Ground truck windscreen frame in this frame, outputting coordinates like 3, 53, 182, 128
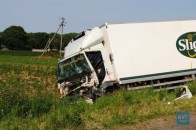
57, 54, 91, 82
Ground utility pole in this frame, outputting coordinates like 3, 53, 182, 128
60, 17, 65, 57
41, 17, 66, 57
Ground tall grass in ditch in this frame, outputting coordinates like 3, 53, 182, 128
0, 84, 196, 129
1, 83, 195, 129
82, 83, 196, 129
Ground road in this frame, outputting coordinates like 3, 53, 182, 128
113, 112, 196, 130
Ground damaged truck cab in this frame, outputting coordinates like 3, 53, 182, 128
57, 27, 116, 98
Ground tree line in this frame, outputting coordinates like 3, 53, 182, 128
0, 26, 78, 51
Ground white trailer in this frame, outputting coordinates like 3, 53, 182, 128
57, 20, 196, 99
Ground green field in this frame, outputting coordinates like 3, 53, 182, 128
0, 51, 196, 130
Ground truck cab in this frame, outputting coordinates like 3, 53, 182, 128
56, 27, 116, 98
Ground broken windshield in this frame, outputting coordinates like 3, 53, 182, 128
57, 54, 91, 82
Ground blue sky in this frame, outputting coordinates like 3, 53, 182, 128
1, 0, 196, 33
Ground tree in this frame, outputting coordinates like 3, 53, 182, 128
2, 26, 28, 50
0, 32, 3, 48
48, 33, 60, 50
28, 32, 49, 49
63, 33, 78, 48
48, 32, 77, 50
1, 25, 78, 51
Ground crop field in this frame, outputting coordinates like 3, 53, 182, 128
0, 51, 196, 130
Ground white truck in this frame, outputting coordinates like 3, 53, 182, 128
57, 20, 196, 99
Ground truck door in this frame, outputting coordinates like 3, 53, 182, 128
86, 51, 106, 86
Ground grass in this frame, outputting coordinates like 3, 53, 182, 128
0, 50, 61, 57
81, 88, 196, 129
0, 50, 42, 56
0, 50, 196, 129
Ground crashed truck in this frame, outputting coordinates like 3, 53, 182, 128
57, 20, 196, 99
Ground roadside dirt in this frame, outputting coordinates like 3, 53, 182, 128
113, 112, 196, 130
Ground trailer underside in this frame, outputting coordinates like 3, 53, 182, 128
123, 70, 196, 91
